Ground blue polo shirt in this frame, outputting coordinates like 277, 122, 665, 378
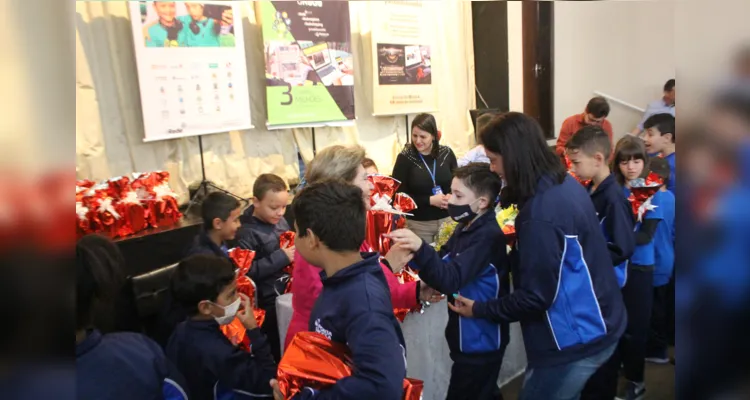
625, 187, 665, 267
637, 99, 675, 131
177, 16, 220, 47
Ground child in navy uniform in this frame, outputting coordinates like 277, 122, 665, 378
188, 191, 242, 258
645, 157, 675, 364
167, 255, 277, 399
643, 113, 676, 195
76, 235, 188, 400
566, 126, 636, 287
155, 191, 243, 348
388, 163, 509, 400
232, 174, 294, 362
273, 180, 406, 399
567, 128, 636, 399
614, 136, 665, 400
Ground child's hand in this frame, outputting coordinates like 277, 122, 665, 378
448, 294, 476, 318
419, 283, 444, 303
383, 244, 413, 274
282, 246, 296, 263
236, 293, 258, 330
386, 229, 423, 252
270, 379, 283, 400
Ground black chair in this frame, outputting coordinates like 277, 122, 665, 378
131, 263, 178, 339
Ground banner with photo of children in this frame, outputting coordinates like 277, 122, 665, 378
370, 1, 438, 116
137, 1, 236, 48
259, 1, 355, 128
128, 1, 253, 142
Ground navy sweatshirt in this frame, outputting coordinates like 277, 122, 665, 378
187, 230, 230, 258
166, 319, 277, 400
230, 205, 291, 309
473, 175, 627, 368
412, 210, 510, 364
297, 253, 406, 400
155, 233, 233, 349
77, 329, 188, 400
588, 174, 636, 287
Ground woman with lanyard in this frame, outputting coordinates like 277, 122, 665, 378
447, 112, 627, 399
392, 113, 458, 244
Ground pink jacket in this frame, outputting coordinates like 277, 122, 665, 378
284, 242, 418, 349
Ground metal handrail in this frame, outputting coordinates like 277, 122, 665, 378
593, 91, 645, 113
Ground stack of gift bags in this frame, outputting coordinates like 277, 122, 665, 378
76, 171, 182, 239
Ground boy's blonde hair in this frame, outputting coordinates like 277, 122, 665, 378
306, 145, 366, 184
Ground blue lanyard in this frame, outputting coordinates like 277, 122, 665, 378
419, 153, 437, 187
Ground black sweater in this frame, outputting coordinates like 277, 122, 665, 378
391, 145, 457, 221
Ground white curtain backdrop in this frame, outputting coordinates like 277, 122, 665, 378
75, 1, 477, 201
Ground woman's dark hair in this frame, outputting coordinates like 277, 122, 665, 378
410, 113, 439, 156
613, 136, 650, 185
479, 112, 566, 207
76, 235, 126, 330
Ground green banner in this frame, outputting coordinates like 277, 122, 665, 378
260, 1, 355, 127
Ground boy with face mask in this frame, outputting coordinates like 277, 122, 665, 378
387, 162, 510, 400
166, 255, 276, 399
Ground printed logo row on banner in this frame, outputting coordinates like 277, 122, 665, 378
129, 1, 438, 141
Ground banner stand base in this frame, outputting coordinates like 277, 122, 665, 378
184, 135, 248, 216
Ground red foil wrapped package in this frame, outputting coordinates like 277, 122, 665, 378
278, 332, 353, 399
403, 378, 425, 400
368, 175, 401, 207
627, 172, 664, 221
117, 189, 148, 235
147, 183, 182, 228
228, 248, 266, 328
280, 231, 296, 293
393, 193, 417, 213
220, 317, 251, 352
82, 186, 124, 238
393, 267, 423, 322
77, 179, 95, 189
365, 210, 395, 255
279, 332, 422, 399
76, 201, 92, 239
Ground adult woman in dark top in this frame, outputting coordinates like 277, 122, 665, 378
392, 113, 458, 244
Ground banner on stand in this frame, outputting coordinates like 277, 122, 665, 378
371, 1, 438, 116
259, 1, 355, 129
128, 1, 253, 142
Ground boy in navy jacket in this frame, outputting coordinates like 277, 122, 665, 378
273, 180, 406, 400
566, 126, 636, 287
155, 191, 243, 348
76, 235, 188, 400
231, 174, 294, 362
388, 163, 509, 400
188, 191, 243, 258
167, 254, 277, 399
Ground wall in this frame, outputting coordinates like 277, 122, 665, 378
75, 1, 476, 200
553, 1, 675, 143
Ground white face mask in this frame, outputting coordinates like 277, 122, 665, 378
211, 297, 241, 325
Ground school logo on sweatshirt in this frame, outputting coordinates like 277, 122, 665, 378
314, 319, 332, 340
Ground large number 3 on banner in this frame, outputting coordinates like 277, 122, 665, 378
280, 82, 293, 105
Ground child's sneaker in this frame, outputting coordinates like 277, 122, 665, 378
616, 380, 646, 400
645, 347, 670, 364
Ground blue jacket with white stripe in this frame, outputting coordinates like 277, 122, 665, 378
473, 175, 627, 368
411, 209, 510, 364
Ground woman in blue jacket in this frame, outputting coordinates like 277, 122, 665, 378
449, 112, 627, 400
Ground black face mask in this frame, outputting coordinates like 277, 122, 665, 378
447, 200, 480, 223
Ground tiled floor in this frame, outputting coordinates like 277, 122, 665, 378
501, 355, 675, 399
